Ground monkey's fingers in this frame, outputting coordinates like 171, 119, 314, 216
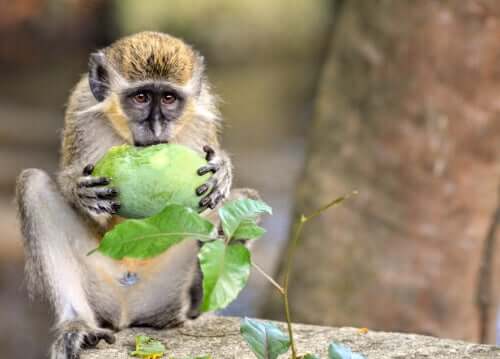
196, 181, 211, 196
199, 191, 224, 212
83, 201, 121, 215
82, 329, 116, 348
199, 186, 225, 211
198, 177, 217, 205
83, 164, 95, 176
208, 191, 225, 209
197, 163, 219, 176
78, 176, 110, 188
94, 187, 119, 199
98, 330, 116, 345
82, 333, 99, 348
199, 192, 215, 209
203, 145, 215, 161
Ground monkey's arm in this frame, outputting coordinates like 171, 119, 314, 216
196, 145, 233, 210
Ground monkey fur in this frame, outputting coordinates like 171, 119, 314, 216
16, 32, 258, 359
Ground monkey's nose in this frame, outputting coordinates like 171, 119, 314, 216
150, 119, 163, 138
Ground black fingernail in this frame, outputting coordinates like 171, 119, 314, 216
100, 178, 110, 186
86, 333, 98, 347
83, 164, 94, 176
196, 184, 209, 196
107, 188, 118, 197
199, 197, 210, 207
97, 189, 115, 199
197, 167, 209, 176
198, 166, 216, 176
203, 145, 215, 161
208, 201, 216, 209
111, 203, 121, 213
104, 333, 116, 344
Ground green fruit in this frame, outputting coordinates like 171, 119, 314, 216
93, 144, 211, 218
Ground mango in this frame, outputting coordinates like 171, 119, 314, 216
93, 144, 210, 218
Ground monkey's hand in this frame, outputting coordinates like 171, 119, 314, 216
196, 145, 233, 211
75, 164, 120, 217
51, 320, 115, 359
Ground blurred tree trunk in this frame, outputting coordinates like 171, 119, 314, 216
264, 0, 500, 343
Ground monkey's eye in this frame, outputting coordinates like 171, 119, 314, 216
133, 92, 150, 104
161, 93, 177, 105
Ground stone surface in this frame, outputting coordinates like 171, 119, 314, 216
81, 316, 500, 359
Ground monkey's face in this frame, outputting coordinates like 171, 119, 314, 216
87, 32, 202, 147
121, 83, 187, 146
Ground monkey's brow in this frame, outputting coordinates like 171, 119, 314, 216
122, 82, 185, 96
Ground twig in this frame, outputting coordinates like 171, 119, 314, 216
281, 192, 357, 359
476, 183, 500, 343
252, 262, 284, 295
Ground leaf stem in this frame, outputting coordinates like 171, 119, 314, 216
282, 217, 305, 359
252, 261, 284, 295
281, 192, 357, 359
303, 190, 357, 222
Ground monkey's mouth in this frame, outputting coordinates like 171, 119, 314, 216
134, 140, 169, 147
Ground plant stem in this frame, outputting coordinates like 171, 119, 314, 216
252, 262, 284, 294
282, 192, 356, 359
282, 216, 306, 359
252, 192, 356, 359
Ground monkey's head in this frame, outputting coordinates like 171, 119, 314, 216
88, 32, 208, 146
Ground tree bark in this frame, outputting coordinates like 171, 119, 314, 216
264, 0, 500, 343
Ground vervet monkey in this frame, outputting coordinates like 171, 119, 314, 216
16, 31, 257, 359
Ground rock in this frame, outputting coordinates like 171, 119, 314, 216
81, 316, 500, 359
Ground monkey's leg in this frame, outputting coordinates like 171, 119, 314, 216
16, 169, 115, 359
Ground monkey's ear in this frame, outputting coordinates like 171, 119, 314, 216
88, 52, 109, 102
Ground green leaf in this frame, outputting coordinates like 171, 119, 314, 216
240, 318, 290, 359
328, 342, 366, 359
232, 219, 266, 240
199, 241, 251, 312
302, 354, 320, 359
219, 199, 272, 238
130, 335, 166, 358
94, 204, 214, 260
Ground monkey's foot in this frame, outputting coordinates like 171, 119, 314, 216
51, 320, 115, 359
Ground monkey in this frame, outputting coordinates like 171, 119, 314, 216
16, 32, 259, 359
